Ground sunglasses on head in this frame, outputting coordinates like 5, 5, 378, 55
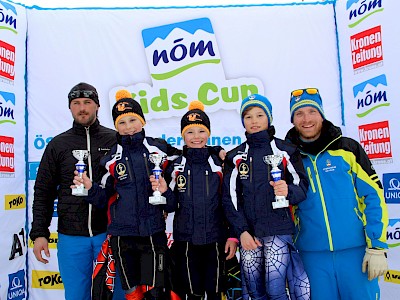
68, 90, 98, 100
291, 88, 319, 98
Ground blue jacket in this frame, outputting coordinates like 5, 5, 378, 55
166, 146, 226, 245
285, 121, 388, 251
86, 130, 179, 237
222, 128, 308, 239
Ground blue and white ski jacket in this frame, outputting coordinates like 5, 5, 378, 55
285, 121, 388, 251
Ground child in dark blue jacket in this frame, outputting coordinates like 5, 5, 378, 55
74, 90, 180, 300
222, 94, 310, 300
152, 101, 237, 300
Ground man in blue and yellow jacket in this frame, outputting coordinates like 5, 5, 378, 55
285, 88, 389, 300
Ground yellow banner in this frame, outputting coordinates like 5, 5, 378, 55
31, 270, 64, 289
384, 270, 400, 284
4, 194, 25, 210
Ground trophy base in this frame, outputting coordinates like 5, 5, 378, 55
149, 195, 166, 205
272, 197, 289, 209
72, 186, 88, 196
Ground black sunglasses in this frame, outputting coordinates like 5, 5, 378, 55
68, 90, 98, 101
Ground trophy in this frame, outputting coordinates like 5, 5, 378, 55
72, 150, 89, 196
264, 154, 289, 209
149, 153, 166, 205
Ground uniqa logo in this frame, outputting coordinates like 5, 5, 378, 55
346, 0, 384, 28
0, 0, 17, 34
7, 269, 25, 300
353, 74, 390, 118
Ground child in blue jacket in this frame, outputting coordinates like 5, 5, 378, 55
152, 101, 237, 300
73, 90, 180, 300
222, 94, 310, 300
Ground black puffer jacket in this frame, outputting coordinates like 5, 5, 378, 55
30, 120, 116, 241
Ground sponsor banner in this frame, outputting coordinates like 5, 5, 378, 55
387, 219, 400, 248
7, 270, 26, 300
383, 174, 400, 204
0, 2, 27, 300
0, 90, 16, 125
0, 39, 16, 82
336, 0, 400, 298
31, 271, 64, 290
350, 25, 383, 73
0, 135, 15, 177
111, 18, 264, 121
358, 121, 392, 162
352, 74, 389, 118
4, 194, 25, 210
384, 270, 400, 284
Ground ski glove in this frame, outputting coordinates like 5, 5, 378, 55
362, 248, 388, 281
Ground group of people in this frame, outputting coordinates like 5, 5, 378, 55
29, 82, 389, 300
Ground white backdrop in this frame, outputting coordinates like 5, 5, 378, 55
24, 2, 341, 299
0, 0, 398, 299
335, 0, 400, 298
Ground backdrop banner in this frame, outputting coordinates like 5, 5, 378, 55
25, 2, 340, 299
335, 0, 400, 298
0, 1, 27, 300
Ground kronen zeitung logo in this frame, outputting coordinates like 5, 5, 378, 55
109, 18, 263, 121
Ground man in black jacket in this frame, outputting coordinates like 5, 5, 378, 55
29, 82, 123, 300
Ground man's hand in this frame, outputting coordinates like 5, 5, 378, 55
362, 248, 388, 280
33, 237, 50, 264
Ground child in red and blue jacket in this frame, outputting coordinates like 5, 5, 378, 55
74, 90, 180, 300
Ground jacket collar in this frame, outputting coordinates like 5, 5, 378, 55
245, 126, 275, 148
117, 129, 145, 149
72, 119, 101, 135
285, 120, 342, 155
183, 145, 210, 164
